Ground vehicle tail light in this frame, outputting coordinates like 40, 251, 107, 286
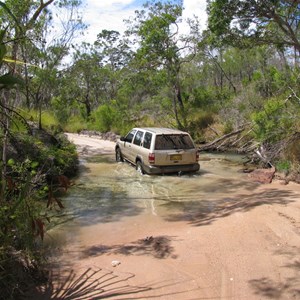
196, 151, 199, 161
148, 153, 155, 164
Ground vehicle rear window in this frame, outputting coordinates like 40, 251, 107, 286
133, 130, 144, 146
143, 132, 152, 149
155, 134, 194, 150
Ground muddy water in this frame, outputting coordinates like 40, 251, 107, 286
47, 152, 254, 248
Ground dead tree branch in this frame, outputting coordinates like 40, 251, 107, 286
199, 127, 246, 151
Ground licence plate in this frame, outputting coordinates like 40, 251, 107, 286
170, 154, 182, 161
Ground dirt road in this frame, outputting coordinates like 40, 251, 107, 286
40, 133, 300, 299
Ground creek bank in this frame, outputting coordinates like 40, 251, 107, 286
0, 128, 78, 300
198, 126, 300, 185
241, 162, 300, 185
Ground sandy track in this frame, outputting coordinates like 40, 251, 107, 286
39, 133, 300, 299
65, 133, 116, 156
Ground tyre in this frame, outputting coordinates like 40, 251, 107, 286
136, 161, 144, 175
115, 147, 124, 162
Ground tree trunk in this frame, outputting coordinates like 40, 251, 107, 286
174, 83, 184, 110
173, 92, 183, 130
84, 98, 91, 117
38, 104, 42, 130
1, 127, 8, 202
0, 92, 10, 201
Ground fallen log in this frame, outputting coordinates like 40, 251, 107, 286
199, 127, 246, 152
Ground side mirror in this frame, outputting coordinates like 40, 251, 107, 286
120, 136, 125, 142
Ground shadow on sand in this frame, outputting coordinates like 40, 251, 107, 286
28, 266, 202, 299
249, 245, 300, 299
163, 188, 298, 226
81, 235, 177, 260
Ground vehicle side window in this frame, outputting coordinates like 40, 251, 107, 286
143, 132, 152, 149
133, 130, 144, 146
125, 130, 136, 143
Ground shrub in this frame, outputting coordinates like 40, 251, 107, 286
189, 111, 214, 131
251, 98, 293, 142
89, 104, 118, 132
275, 160, 291, 174
51, 96, 70, 126
285, 137, 300, 174
64, 115, 87, 133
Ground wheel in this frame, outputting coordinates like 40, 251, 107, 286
136, 161, 144, 175
115, 147, 124, 162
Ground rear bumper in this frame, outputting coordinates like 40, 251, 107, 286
143, 163, 200, 175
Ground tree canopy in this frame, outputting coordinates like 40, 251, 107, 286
207, 0, 300, 57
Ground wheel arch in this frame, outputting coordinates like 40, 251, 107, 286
135, 155, 144, 165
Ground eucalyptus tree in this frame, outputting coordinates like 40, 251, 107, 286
94, 29, 133, 101
29, 0, 86, 128
61, 44, 101, 119
207, 0, 300, 65
206, 0, 300, 106
125, 0, 199, 129
94, 30, 132, 71
0, 0, 85, 129
0, 0, 56, 106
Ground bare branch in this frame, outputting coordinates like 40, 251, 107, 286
26, 0, 55, 31
288, 87, 300, 104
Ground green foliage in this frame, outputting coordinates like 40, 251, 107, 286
17, 109, 64, 134
1, 158, 40, 242
0, 131, 78, 284
207, 0, 300, 52
188, 110, 215, 141
252, 70, 262, 81
0, 1, 84, 298
275, 160, 291, 174
88, 102, 135, 135
223, 121, 234, 134
0, 27, 24, 89
189, 110, 214, 130
0, 134, 77, 280
64, 115, 88, 133
39, 111, 58, 129
191, 87, 215, 108
0, 73, 24, 88
128, 0, 191, 128
252, 65, 288, 97
89, 104, 117, 132
285, 138, 300, 169
7, 132, 77, 178
251, 98, 294, 142
51, 96, 73, 126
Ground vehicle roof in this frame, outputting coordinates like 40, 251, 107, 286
133, 127, 189, 135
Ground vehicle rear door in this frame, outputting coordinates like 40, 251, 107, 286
154, 134, 198, 166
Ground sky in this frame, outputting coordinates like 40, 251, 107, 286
75, 0, 208, 44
